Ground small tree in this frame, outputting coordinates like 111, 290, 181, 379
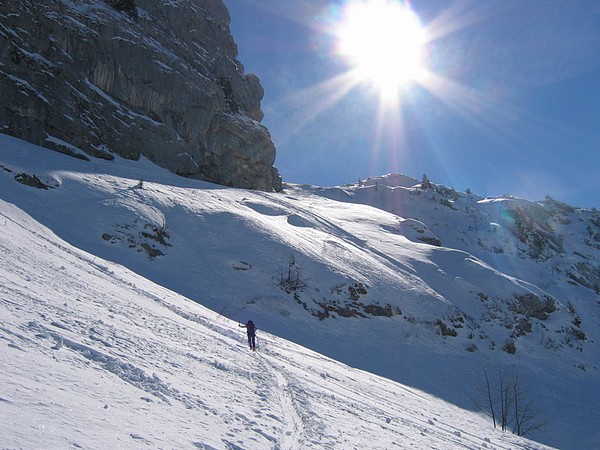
482, 366, 496, 428
421, 174, 433, 190
471, 366, 546, 438
510, 373, 547, 437
277, 254, 308, 294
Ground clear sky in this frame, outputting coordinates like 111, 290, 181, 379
224, 0, 600, 209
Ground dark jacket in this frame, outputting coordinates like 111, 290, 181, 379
240, 321, 256, 336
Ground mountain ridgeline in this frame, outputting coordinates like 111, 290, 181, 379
0, 0, 281, 191
294, 175, 600, 359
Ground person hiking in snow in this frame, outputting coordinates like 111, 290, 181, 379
239, 320, 257, 351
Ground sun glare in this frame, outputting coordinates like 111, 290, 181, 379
335, 0, 427, 99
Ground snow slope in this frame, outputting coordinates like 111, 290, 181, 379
0, 194, 554, 449
1, 134, 598, 448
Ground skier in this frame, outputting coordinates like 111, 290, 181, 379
239, 320, 257, 351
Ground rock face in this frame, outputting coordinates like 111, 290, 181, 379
0, 0, 281, 191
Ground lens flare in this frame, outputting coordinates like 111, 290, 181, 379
334, 0, 428, 99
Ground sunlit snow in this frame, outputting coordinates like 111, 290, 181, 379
1, 133, 597, 448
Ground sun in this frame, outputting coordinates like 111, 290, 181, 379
334, 0, 427, 98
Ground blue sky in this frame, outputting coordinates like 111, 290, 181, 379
224, 0, 600, 208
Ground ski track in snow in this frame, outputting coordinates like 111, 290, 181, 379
259, 354, 304, 450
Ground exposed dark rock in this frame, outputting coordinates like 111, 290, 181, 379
512, 293, 556, 320
0, 0, 281, 191
14, 173, 50, 189
436, 320, 458, 337
502, 339, 517, 354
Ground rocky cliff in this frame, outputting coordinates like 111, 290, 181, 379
0, 0, 281, 191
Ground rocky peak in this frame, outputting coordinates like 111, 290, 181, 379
0, 0, 282, 191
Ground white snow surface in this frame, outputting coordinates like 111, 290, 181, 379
0, 200, 550, 450
0, 134, 597, 449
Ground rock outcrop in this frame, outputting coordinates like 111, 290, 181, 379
0, 0, 281, 191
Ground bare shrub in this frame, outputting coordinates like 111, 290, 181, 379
471, 366, 546, 438
277, 254, 308, 294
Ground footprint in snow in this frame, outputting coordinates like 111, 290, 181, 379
8, 342, 26, 351
192, 443, 219, 450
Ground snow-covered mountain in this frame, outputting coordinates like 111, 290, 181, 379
0, 189, 554, 450
1, 133, 598, 449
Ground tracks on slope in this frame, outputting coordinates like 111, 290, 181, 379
258, 354, 305, 450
